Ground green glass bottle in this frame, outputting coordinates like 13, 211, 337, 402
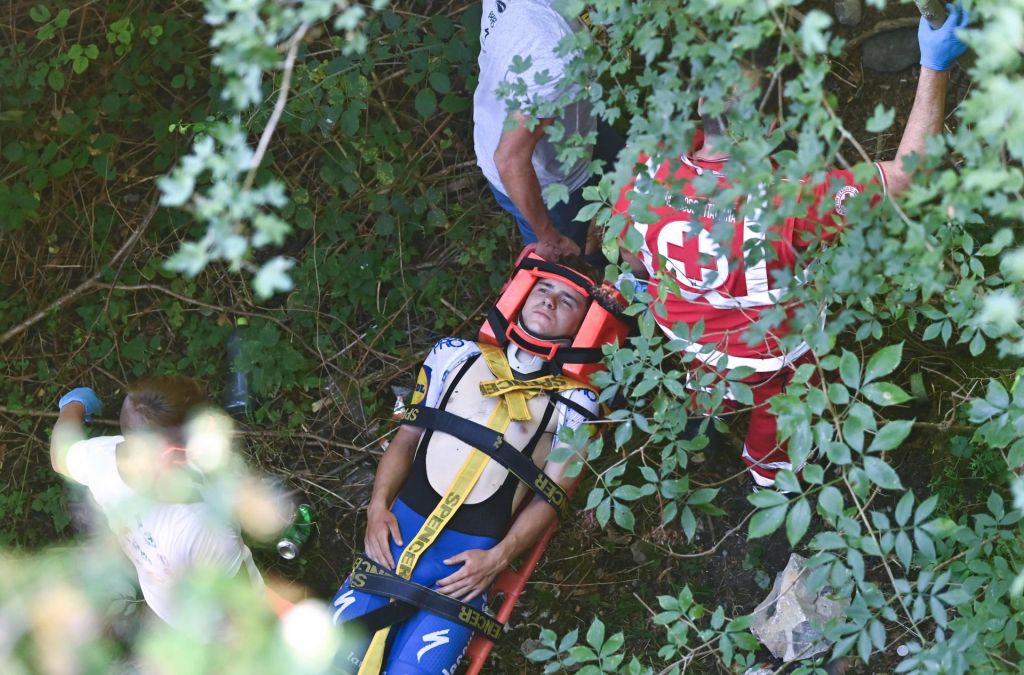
277, 504, 315, 560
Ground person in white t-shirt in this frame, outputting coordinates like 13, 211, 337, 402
473, 0, 622, 261
50, 376, 264, 633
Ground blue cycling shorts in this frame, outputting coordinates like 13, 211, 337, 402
332, 499, 498, 674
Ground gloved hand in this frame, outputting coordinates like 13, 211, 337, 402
919, 3, 970, 71
58, 387, 103, 423
614, 271, 650, 300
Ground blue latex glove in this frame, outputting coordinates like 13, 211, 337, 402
919, 3, 970, 71
614, 272, 650, 301
58, 387, 103, 423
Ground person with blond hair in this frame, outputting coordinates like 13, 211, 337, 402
50, 376, 264, 631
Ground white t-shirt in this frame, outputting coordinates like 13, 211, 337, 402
65, 435, 262, 630
473, 0, 595, 196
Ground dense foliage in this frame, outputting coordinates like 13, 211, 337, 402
2, 0, 1023, 672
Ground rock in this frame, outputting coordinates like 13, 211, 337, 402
750, 553, 849, 663
861, 27, 920, 73
834, 0, 863, 26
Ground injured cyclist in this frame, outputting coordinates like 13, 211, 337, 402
331, 251, 627, 674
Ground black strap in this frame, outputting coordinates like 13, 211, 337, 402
400, 405, 571, 519
346, 600, 417, 635
522, 396, 557, 460
489, 306, 604, 366
345, 555, 504, 640
550, 392, 599, 422
516, 258, 595, 292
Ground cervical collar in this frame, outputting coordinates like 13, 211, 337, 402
506, 318, 572, 377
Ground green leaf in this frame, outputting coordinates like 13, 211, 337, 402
803, 464, 824, 484
864, 456, 902, 490
414, 88, 437, 118
865, 104, 896, 133
613, 502, 635, 532
749, 504, 787, 539
867, 419, 914, 453
839, 350, 860, 389
895, 530, 913, 570
47, 68, 65, 91
826, 441, 852, 465
773, 470, 802, 494
799, 9, 833, 54
586, 617, 605, 650
817, 485, 844, 517
251, 256, 295, 298
30, 5, 50, 22
863, 343, 902, 384
428, 70, 450, 94
786, 497, 811, 546
861, 383, 911, 407
895, 490, 914, 526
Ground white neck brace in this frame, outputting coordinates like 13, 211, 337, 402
506, 342, 545, 376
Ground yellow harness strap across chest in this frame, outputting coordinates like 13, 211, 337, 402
358, 345, 586, 674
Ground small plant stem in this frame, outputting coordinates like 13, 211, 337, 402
842, 473, 926, 642
242, 22, 310, 192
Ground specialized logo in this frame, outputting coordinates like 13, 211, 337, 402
411, 366, 430, 405
332, 589, 356, 623
417, 629, 451, 663
833, 185, 860, 216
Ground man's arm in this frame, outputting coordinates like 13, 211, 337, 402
494, 112, 581, 260
435, 439, 585, 602
51, 403, 86, 478
876, 68, 949, 197
50, 387, 103, 478
364, 424, 422, 569
877, 5, 968, 197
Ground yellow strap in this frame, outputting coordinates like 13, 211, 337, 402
478, 344, 530, 420
477, 344, 594, 421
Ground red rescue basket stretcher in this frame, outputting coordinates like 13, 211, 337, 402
466, 247, 629, 672
464, 497, 568, 674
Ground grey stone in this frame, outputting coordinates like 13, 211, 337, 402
834, 0, 863, 26
750, 553, 849, 663
862, 27, 920, 73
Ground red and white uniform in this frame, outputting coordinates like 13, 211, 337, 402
615, 133, 886, 486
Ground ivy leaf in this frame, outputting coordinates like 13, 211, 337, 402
865, 104, 895, 133
864, 456, 902, 490
799, 10, 833, 55
863, 343, 902, 384
251, 256, 295, 298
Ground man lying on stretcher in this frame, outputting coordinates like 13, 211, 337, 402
331, 248, 628, 674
